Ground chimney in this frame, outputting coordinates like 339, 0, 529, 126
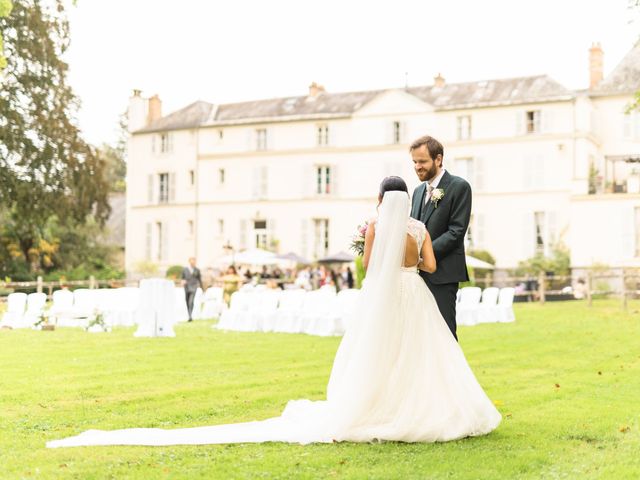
308, 81, 325, 98
147, 94, 162, 125
589, 42, 604, 89
127, 89, 147, 133
433, 73, 445, 88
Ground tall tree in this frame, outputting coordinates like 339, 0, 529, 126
0, 0, 110, 272
0, 0, 10, 68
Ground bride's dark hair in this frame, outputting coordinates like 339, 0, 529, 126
379, 176, 408, 198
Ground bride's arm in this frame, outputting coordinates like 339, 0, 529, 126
418, 230, 437, 273
362, 220, 376, 271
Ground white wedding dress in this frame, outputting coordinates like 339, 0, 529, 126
48, 192, 500, 448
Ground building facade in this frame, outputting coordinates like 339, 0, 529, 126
125, 43, 640, 274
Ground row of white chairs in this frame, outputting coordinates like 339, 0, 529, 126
0, 286, 226, 329
456, 287, 515, 326
216, 287, 359, 336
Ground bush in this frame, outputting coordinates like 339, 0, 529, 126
166, 265, 184, 280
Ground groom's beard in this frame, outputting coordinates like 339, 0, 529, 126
425, 166, 439, 183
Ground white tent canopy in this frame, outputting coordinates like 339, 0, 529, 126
466, 255, 495, 270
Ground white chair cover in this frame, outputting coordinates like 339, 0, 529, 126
134, 279, 176, 337
0, 292, 28, 328
497, 287, 516, 323
200, 287, 225, 319
456, 287, 482, 326
475, 287, 500, 324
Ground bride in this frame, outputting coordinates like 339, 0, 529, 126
48, 177, 500, 448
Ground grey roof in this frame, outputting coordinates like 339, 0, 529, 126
408, 75, 573, 110
133, 75, 579, 134
212, 90, 381, 124
136, 101, 214, 133
591, 40, 640, 96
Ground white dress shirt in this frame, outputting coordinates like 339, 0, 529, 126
424, 168, 446, 205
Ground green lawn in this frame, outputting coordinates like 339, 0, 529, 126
1, 300, 639, 479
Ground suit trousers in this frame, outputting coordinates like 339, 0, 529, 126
185, 289, 196, 320
421, 274, 459, 341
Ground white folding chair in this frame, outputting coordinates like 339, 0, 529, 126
456, 287, 481, 326
216, 291, 251, 330
272, 290, 307, 333
200, 287, 224, 319
497, 287, 516, 323
475, 287, 500, 324
22, 292, 48, 327
0, 292, 28, 328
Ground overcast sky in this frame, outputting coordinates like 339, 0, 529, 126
64, 0, 640, 146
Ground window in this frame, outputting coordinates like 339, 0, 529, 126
158, 173, 169, 203
526, 110, 541, 134
316, 165, 332, 195
254, 219, 268, 249
256, 128, 267, 150
219, 168, 225, 185
313, 219, 329, 259
218, 219, 224, 236
534, 212, 545, 254
392, 121, 402, 144
189, 170, 195, 186
635, 207, 640, 257
188, 220, 194, 236
317, 124, 329, 146
456, 115, 471, 140
160, 133, 172, 153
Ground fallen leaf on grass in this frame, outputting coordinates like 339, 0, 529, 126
554, 383, 560, 388
598, 371, 602, 375
619, 426, 630, 433
493, 400, 504, 406
505, 413, 512, 418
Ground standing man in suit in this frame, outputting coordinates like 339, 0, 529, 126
181, 257, 203, 322
409, 135, 472, 341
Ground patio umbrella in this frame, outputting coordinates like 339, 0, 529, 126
466, 255, 495, 270
213, 248, 279, 266
317, 251, 355, 264
275, 252, 312, 265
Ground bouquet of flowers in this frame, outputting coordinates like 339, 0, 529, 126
349, 221, 369, 256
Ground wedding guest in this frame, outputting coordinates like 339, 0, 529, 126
221, 266, 243, 305
181, 257, 203, 322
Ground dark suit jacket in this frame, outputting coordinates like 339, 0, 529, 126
181, 266, 203, 293
410, 171, 472, 285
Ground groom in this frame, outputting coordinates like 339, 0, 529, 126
409, 135, 472, 341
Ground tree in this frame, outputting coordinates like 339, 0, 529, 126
0, 0, 111, 274
0, 0, 11, 69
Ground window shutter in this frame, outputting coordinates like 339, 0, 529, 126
147, 174, 154, 203
239, 219, 247, 249
522, 212, 534, 258
151, 135, 156, 154
261, 166, 268, 199
251, 167, 260, 200
300, 219, 308, 258
145, 223, 152, 260
400, 121, 407, 144
474, 157, 484, 191
547, 211, 557, 247
268, 218, 276, 251
515, 112, 524, 136
161, 222, 169, 262
331, 164, 339, 197
169, 173, 176, 202
541, 110, 552, 133
246, 129, 254, 150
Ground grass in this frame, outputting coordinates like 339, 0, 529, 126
1, 299, 639, 479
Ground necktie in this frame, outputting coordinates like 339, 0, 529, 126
425, 184, 434, 205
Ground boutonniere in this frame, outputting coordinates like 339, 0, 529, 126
431, 188, 445, 208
